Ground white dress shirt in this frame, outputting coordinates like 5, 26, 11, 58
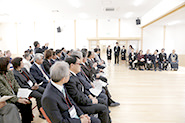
35, 62, 49, 81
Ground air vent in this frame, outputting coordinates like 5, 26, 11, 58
105, 8, 115, 11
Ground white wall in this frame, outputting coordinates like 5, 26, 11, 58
143, 25, 163, 53
0, 19, 141, 55
120, 19, 141, 37
98, 19, 119, 37
143, 23, 185, 55
76, 20, 96, 49
165, 24, 185, 54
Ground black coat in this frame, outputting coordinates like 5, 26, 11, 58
13, 68, 36, 89
41, 82, 83, 123
43, 59, 52, 74
114, 46, 120, 56
65, 73, 92, 106
34, 46, 48, 54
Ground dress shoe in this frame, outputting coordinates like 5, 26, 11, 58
109, 102, 120, 107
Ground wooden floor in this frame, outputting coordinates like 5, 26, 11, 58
32, 61, 185, 123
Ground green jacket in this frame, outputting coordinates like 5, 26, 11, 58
0, 70, 20, 103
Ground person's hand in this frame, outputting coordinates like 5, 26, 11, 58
90, 82, 95, 88
18, 98, 30, 105
91, 97, 98, 104
45, 43, 49, 47
0, 101, 7, 109
48, 79, 51, 83
80, 116, 89, 123
88, 95, 94, 100
96, 74, 100, 78
99, 69, 104, 72
31, 83, 39, 90
93, 63, 97, 68
80, 114, 91, 123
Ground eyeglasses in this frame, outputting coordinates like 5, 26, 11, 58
75, 63, 82, 66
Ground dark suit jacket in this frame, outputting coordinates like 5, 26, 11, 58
13, 68, 36, 89
41, 82, 83, 123
81, 64, 95, 82
43, 59, 52, 74
129, 52, 137, 61
34, 46, 48, 54
114, 46, 120, 56
106, 48, 112, 57
144, 54, 152, 63
30, 63, 50, 87
151, 54, 160, 63
159, 53, 167, 62
77, 72, 92, 91
65, 73, 92, 106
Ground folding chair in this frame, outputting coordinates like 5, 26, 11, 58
40, 107, 52, 123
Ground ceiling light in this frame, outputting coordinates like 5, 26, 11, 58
133, 0, 144, 6
124, 12, 133, 19
167, 20, 181, 26
79, 13, 89, 19
68, 0, 81, 8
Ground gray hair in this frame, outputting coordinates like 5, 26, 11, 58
34, 53, 43, 61
71, 50, 82, 59
50, 61, 69, 82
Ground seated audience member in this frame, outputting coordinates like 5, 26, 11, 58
5, 50, 13, 70
159, 48, 168, 70
0, 50, 4, 57
43, 50, 53, 74
0, 57, 33, 123
66, 50, 72, 58
30, 53, 51, 88
23, 53, 32, 72
129, 48, 137, 70
50, 51, 57, 65
144, 49, 153, 70
87, 51, 100, 73
33, 41, 48, 54
0, 99, 21, 123
72, 50, 119, 106
94, 48, 105, 69
61, 47, 68, 60
79, 51, 120, 107
152, 50, 161, 71
72, 53, 108, 106
55, 49, 62, 61
11, 57, 45, 118
42, 61, 100, 123
29, 49, 34, 64
137, 50, 145, 70
65, 56, 111, 123
168, 49, 178, 71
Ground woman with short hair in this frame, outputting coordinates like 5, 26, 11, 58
0, 57, 33, 123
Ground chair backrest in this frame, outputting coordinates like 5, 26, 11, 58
40, 107, 52, 123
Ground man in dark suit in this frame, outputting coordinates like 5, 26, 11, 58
152, 50, 161, 71
33, 41, 48, 54
65, 56, 111, 123
55, 49, 62, 61
30, 53, 51, 88
159, 48, 168, 70
42, 61, 100, 123
114, 42, 120, 64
